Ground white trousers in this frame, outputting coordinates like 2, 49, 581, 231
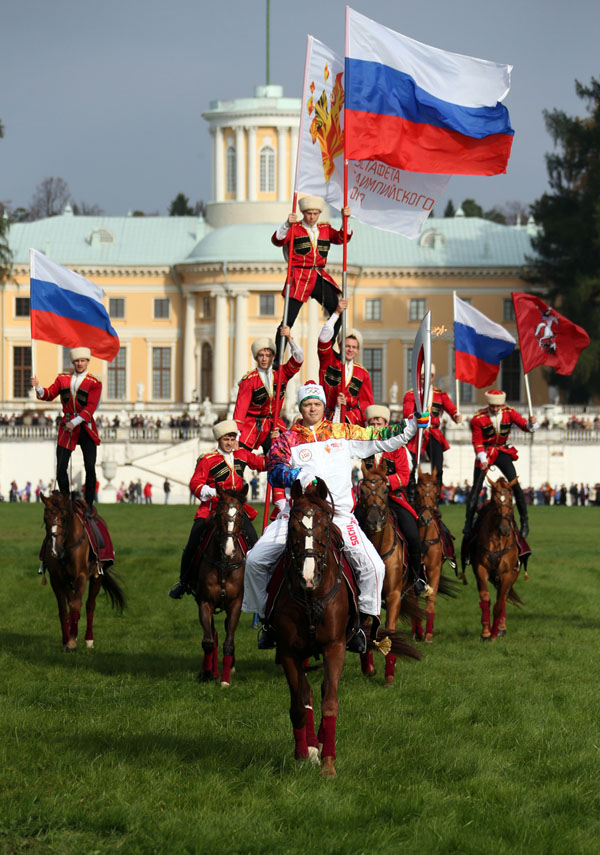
242, 512, 384, 617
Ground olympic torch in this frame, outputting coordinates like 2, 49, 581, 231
411, 311, 432, 479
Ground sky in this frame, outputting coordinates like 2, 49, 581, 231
1, 0, 598, 218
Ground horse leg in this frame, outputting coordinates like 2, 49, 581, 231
476, 565, 492, 641
66, 573, 87, 651
211, 618, 219, 679
382, 586, 401, 686
280, 654, 309, 761
49, 572, 70, 648
424, 549, 442, 643
198, 601, 217, 681
319, 642, 346, 778
221, 598, 242, 687
305, 684, 320, 765
498, 600, 507, 636
84, 575, 102, 648
424, 593, 437, 643
491, 570, 516, 640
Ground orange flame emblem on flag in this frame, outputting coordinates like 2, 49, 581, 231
307, 69, 344, 183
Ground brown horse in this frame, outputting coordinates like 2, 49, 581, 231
358, 461, 423, 686
193, 484, 248, 687
40, 491, 125, 650
413, 468, 457, 643
467, 476, 523, 640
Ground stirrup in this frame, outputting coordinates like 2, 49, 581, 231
414, 577, 433, 597
346, 628, 367, 654
37, 562, 44, 576
257, 624, 277, 650
168, 580, 187, 599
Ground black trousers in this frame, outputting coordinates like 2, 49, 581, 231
56, 430, 97, 508
465, 450, 527, 526
275, 274, 341, 357
180, 514, 258, 581
390, 502, 422, 576
410, 435, 444, 484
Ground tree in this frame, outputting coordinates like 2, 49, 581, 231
527, 77, 600, 402
460, 198, 484, 218
169, 192, 195, 216
443, 199, 456, 217
29, 176, 72, 219
0, 120, 12, 278
72, 201, 104, 216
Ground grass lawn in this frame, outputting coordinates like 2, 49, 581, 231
1, 502, 599, 854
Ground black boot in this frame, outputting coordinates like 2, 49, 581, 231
346, 627, 367, 654
513, 483, 529, 538
413, 563, 433, 597
168, 580, 188, 599
257, 622, 277, 649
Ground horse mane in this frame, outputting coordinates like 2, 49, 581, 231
217, 486, 247, 505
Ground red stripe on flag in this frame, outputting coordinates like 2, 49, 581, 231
31, 310, 120, 362
345, 110, 513, 176
455, 352, 501, 389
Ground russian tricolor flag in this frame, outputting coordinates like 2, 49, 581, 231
454, 294, 516, 388
30, 249, 120, 362
345, 8, 514, 176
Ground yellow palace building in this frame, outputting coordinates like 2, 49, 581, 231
2, 84, 546, 416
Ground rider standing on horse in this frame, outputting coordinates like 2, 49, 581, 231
271, 196, 352, 357
233, 327, 303, 453
169, 419, 265, 599
31, 346, 101, 513
358, 404, 430, 595
463, 389, 538, 539
318, 298, 374, 426
403, 362, 462, 484
241, 381, 422, 652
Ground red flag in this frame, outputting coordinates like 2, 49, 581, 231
511, 292, 590, 375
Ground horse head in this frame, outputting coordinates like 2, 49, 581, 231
215, 484, 247, 560
358, 461, 389, 533
487, 475, 517, 536
416, 467, 440, 508
41, 490, 72, 560
288, 478, 335, 592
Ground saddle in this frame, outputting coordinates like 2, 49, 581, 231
74, 501, 115, 567
191, 516, 250, 572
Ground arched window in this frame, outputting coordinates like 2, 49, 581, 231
201, 342, 213, 401
259, 145, 276, 193
226, 144, 236, 194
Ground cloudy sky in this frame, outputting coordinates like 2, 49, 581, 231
1, 0, 598, 218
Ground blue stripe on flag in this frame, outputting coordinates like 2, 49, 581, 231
345, 58, 513, 139
30, 278, 118, 337
454, 321, 515, 365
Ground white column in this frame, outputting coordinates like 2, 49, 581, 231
306, 298, 319, 382
247, 126, 257, 201
289, 125, 299, 197
183, 294, 196, 403
215, 126, 224, 201
277, 126, 287, 201
235, 126, 246, 201
234, 292, 250, 383
213, 292, 229, 404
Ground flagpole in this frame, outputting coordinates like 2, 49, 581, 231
340, 10, 350, 425
453, 291, 460, 413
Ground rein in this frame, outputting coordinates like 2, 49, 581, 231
202, 497, 246, 610
415, 482, 442, 555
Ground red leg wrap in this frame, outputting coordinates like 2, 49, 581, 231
317, 722, 324, 745
320, 715, 337, 759
201, 652, 212, 675
221, 654, 233, 684
211, 645, 219, 679
85, 612, 94, 642
491, 616, 502, 638
61, 620, 70, 646
425, 612, 435, 636
385, 653, 397, 679
360, 651, 374, 675
412, 618, 423, 639
479, 600, 490, 627
305, 706, 318, 748
293, 726, 309, 759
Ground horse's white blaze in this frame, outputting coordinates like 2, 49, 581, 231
224, 507, 237, 556
51, 523, 58, 557
302, 514, 316, 587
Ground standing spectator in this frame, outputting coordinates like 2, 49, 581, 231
9, 480, 18, 502
559, 485, 567, 506
143, 483, 153, 504
135, 479, 143, 504
116, 482, 125, 503
569, 483, 578, 506
163, 479, 171, 504
24, 481, 32, 502
580, 483, 588, 506
250, 474, 259, 500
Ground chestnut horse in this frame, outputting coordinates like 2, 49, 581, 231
193, 484, 249, 687
413, 468, 457, 643
467, 476, 523, 640
40, 491, 124, 650
357, 461, 423, 686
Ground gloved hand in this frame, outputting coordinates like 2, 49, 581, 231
476, 451, 488, 468
299, 470, 317, 490
415, 410, 431, 430
199, 484, 217, 501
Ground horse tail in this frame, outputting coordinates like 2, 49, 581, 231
100, 568, 126, 613
507, 586, 524, 607
374, 629, 422, 662
399, 591, 425, 626
437, 573, 460, 599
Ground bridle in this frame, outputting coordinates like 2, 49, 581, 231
415, 478, 442, 552
359, 471, 403, 563
43, 496, 85, 561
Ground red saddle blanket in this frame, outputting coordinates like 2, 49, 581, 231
75, 503, 115, 566
265, 548, 359, 625
468, 502, 531, 562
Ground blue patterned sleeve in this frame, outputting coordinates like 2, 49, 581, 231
267, 432, 300, 488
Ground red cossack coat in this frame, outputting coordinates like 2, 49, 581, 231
190, 448, 266, 520
470, 405, 532, 467
318, 339, 373, 426
271, 222, 350, 303
403, 386, 457, 455
233, 357, 302, 450
363, 446, 418, 519
38, 372, 102, 450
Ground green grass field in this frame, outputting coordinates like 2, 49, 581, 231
1, 502, 599, 855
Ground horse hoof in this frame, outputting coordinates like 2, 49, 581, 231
308, 746, 320, 766
497, 628, 506, 637
365, 666, 377, 678
384, 677, 394, 688
197, 671, 215, 683
412, 633, 424, 642
230, 666, 236, 674
85, 640, 94, 649
480, 635, 491, 642
424, 634, 434, 644
320, 759, 337, 778
220, 681, 230, 688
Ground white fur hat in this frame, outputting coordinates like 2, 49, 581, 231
365, 404, 391, 423
297, 381, 326, 409
485, 389, 506, 405
251, 337, 276, 359
298, 195, 324, 212
70, 347, 91, 361
339, 327, 363, 352
213, 419, 239, 440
